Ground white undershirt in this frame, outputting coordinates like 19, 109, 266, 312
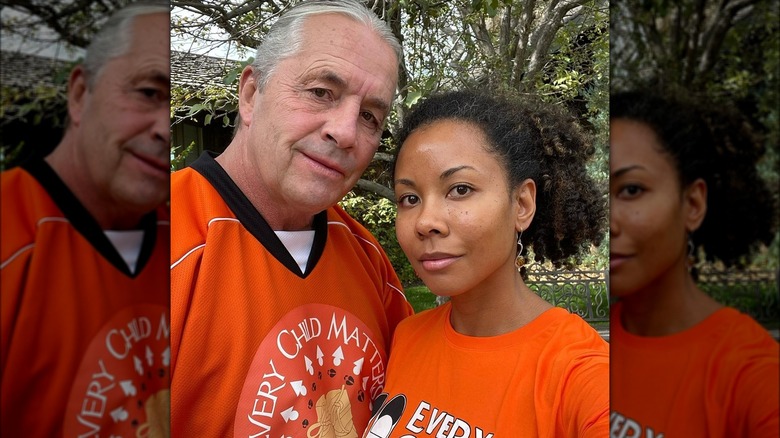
104, 230, 145, 274
275, 230, 316, 273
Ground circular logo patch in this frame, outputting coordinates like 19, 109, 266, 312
63, 305, 170, 437
234, 304, 388, 438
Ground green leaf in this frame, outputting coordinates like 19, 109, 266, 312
405, 89, 422, 107
223, 69, 239, 85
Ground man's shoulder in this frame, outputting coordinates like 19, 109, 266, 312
1, 167, 59, 228
171, 165, 205, 192
326, 204, 378, 242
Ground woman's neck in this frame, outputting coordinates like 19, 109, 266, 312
449, 266, 552, 337
619, 262, 722, 336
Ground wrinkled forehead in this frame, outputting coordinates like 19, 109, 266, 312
299, 14, 398, 79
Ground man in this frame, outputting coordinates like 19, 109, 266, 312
0, 3, 170, 436
170, 0, 413, 435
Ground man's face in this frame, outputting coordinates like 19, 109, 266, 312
240, 14, 398, 224
72, 12, 170, 220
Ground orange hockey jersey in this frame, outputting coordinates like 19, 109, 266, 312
170, 152, 413, 437
1, 161, 170, 437
610, 302, 780, 437
363, 304, 610, 438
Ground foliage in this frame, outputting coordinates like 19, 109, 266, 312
338, 191, 416, 286
405, 281, 611, 328
168, 0, 611, 273
701, 280, 778, 325
1, 82, 69, 170
169, 0, 610, 195
404, 285, 438, 314
612, 0, 779, 269
1, 0, 131, 49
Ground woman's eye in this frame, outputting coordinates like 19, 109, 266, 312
619, 184, 644, 198
398, 194, 419, 207
449, 184, 472, 198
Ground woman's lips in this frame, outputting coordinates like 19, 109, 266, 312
420, 256, 460, 272
610, 254, 632, 270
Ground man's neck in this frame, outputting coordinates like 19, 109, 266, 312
215, 142, 316, 231
45, 136, 145, 230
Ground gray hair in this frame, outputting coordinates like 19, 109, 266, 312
83, 1, 169, 88
251, 0, 401, 89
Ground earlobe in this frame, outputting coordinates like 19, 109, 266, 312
514, 178, 537, 232
67, 66, 88, 126
685, 178, 708, 232
238, 66, 258, 127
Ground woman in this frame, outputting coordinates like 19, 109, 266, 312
610, 90, 779, 437
363, 90, 609, 437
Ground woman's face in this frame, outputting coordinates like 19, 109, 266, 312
609, 118, 702, 297
394, 120, 529, 297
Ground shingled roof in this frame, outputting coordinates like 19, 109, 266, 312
1, 50, 243, 91
0, 50, 73, 89
171, 50, 243, 89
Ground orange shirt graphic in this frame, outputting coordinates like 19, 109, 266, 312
610, 302, 780, 437
170, 152, 413, 437
364, 304, 610, 438
1, 162, 170, 436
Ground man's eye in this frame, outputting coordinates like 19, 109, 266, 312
311, 88, 328, 98
139, 88, 158, 98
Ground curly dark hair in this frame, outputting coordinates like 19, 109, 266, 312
395, 90, 607, 272
611, 90, 776, 267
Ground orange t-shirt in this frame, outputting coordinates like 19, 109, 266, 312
170, 152, 413, 437
363, 304, 610, 437
610, 302, 780, 437
1, 161, 170, 437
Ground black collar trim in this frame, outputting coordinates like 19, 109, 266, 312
190, 151, 327, 278
21, 159, 159, 278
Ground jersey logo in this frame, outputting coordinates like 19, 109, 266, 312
63, 304, 170, 437
234, 304, 388, 437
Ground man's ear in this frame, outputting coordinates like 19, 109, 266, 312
67, 66, 88, 127
684, 178, 708, 233
238, 65, 259, 128
514, 178, 537, 233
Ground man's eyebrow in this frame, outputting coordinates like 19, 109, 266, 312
318, 70, 346, 89
132, 69, 170, 86
366, 95, 390, 115
307, 69, 391, 114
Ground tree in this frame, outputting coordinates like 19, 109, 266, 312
1, 0, 129, 49
611, 0, 779, 269
170, 0, 609, 197
1, 1, 131, 169
169, 0, 611, 282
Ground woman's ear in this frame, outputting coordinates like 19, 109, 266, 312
684, 178, 708, 232
514, 178, 537, 232
237, 65, 258, 128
